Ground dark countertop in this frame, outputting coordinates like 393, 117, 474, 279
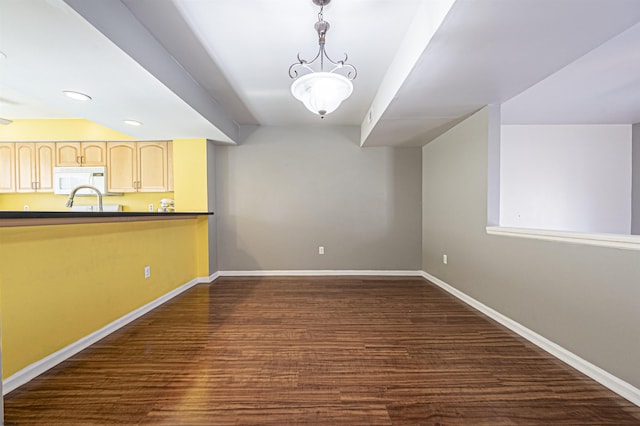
0, 211, 213, 218
0, 211, 213, 227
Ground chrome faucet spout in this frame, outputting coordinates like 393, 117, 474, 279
66, 185, 103, 212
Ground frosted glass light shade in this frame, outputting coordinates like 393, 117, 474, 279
291, 72, 353, 117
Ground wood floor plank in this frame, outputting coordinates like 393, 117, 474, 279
4, 276, 640, 425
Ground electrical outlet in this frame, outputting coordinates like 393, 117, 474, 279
443, 254, 448, 265
144, 266, 151, 278
23, 205, 30, 211
148, 204, 154, 212
318, 246, 325, 255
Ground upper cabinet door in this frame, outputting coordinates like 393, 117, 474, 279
107, 141, 169, 192
15, 143, 36, 192
56, 142, 106, 166
35, 143, 55, 192
15, 143, 55, 192
81, 142, 106, 166
137, 142, 168, 192
107, 142, 137, 192
0, 143, 16, 193
56, 142, 82, 166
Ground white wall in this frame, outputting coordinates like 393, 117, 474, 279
500, 124, 632, 234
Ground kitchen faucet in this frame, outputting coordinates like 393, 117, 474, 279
65, 185, 104, 212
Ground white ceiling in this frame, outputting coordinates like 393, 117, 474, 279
173, 0, 424, 126
501, 20, 640, 125
1, 0, 640, 146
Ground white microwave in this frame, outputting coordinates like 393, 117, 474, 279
53, 166, 110, 195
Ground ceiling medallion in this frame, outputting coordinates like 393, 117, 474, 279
289, 0, 357, 118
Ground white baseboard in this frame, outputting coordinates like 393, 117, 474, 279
217, 270, 424, 277
3, 277, 205, 395
200, 271, 220, 283
420, 271, 640, 407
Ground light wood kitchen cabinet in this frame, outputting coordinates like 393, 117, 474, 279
107, 141, 171, 192
106, 142, 136, 192
139, 142, 170, 192
0, 143, 16, 193
56, 142, 106, 166
15, 142, 55, 192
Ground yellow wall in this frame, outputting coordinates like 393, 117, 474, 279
172, 138, 211, 276
172, 139, 209, 212
0, 217, 206, 377
0, 192, 174, 212
0, 119, 135, 141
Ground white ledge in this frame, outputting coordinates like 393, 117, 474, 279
486, 226, 640, 251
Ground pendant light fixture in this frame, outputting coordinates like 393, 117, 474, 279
289, 0, 357, 118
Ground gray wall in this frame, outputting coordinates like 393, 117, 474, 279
215, 125, 422, 271
422, 107, 640, 388
207, 139, 218, 274
633, 123, 640, 235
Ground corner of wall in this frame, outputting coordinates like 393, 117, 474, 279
632, 123, 640, 235
206, 140, 218, 274
486, 105, 501, 226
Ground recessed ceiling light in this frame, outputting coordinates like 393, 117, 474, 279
123, 119, 142, 126
63, 90, 92, 101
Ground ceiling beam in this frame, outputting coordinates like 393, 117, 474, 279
360, 0, 456, 147
63, 0, 240, 143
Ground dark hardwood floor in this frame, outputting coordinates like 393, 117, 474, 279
5, 276, 640, 425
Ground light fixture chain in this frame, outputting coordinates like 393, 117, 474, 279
288, 0, 356, 80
